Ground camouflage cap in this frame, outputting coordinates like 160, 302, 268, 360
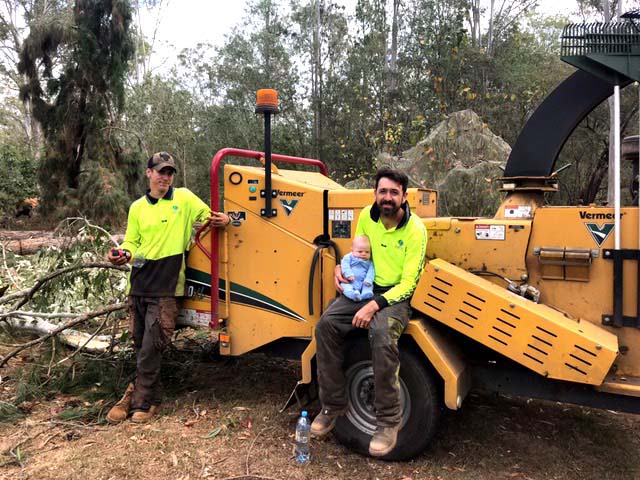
147, 152, 177, 172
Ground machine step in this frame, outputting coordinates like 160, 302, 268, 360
598, 373, 640, 398
412, 259, 619, 386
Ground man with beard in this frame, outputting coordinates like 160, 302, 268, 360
106, 152, 229, 424
311, 168, 427, 457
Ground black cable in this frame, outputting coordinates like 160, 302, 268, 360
308, 238, 340, 316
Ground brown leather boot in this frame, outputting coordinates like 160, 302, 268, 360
106, 383, 135, 424
310, 408, 341, 437
130, 405, 160, 424
368, 425, 400, 457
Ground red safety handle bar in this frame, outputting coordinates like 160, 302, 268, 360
195, 148, 327, 329
194, 219, 212, 260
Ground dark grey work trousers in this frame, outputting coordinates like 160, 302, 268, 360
127, 296, 178, 411
315, 295, 411, 427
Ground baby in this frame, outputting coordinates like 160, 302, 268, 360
340, 235, 375, 302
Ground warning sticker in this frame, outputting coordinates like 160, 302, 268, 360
178, 309, 211, 327
475, 224, 506, 240
328, 209, 354, 221
504, 205, 532, 219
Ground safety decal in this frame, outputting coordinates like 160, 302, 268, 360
585, 222, 614, 247
228, 211, 246, 226
177, 308, 211, 327
504, 205, 531, 219
279, 198, 299, 216
475, 224, 505, 240
328, 209, 354, 221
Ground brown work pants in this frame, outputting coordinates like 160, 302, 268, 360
315, 295, 411, 427
128, 296, 177, 411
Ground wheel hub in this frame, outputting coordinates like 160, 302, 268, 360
344, 360, 411, 435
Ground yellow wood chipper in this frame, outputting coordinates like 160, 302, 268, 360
180, 18, 640, 460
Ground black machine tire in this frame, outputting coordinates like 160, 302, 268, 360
332, 337, 442, 460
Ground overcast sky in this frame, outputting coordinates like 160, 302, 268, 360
141, 0, 579, 72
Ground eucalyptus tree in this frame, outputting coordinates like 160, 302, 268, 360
209, 0, 304, 156
291, 1, 349, 166
348, 0, 389, 146
122, 73, 209, 196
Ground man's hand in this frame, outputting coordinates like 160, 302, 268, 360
208, 211, 230, 228
352, 300, 379, 329
107, 249, 128, 266
334, 265, 348, 292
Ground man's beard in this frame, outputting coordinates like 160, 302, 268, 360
379, 201, 400, 218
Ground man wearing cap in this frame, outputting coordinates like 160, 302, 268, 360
106, 152, 229, 424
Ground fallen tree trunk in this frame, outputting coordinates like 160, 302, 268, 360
1, 306, 209, 365
0, 258, 210, 365
0, 303, 127, 367
3, 314, 123, 353
1, 232, 125, 255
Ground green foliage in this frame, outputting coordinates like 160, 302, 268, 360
120, 74, 211, 198
0, 145, 38, 217
1, 218, 128, 312
76, 166, 130, 227
439, 163, 504, 216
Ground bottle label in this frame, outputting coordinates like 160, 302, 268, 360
295, 431, 306, 442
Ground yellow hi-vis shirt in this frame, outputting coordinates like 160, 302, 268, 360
120, 186, 210, 297
355, 202, 427, 308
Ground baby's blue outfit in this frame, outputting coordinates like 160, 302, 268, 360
340, 253, 375, 302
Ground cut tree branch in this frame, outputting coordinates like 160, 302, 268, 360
9, 262, 129, 310
55, 312, 113, 366
0, 311, 81, 320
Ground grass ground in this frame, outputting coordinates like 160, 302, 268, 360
1, 334, 639, 480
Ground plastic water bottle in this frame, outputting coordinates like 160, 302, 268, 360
294, 410, 310, 464
131, 253, 146, 269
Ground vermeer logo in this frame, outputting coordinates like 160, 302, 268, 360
579, 211, 616, 220
279, 199, 299, 216
585, 223, 614, 247
276, 190, 305, 197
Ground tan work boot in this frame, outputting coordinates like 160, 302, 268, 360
368, 425, 400, 457
106, 383, 135, 424
130, 405, 160, 423
310, 408, 341, 437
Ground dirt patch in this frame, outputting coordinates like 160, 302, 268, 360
1, 347, 639, 480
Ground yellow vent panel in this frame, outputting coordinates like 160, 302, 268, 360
412, 259, 618, 385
